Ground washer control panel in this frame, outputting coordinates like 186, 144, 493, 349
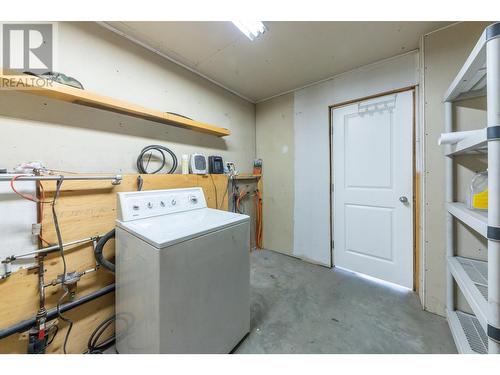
117, 187, 207, 221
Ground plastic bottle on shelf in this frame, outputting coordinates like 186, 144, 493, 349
467, 170, 488, 210
181, 154, 189, 174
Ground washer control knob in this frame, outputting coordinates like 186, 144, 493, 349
160, 201, 166, 207
190, 196, 198, 204
132, 204, 140, 211
147, 202, 153, 209
171, 199, 177, 206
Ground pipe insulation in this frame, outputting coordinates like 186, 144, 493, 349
0, 284, 115, 340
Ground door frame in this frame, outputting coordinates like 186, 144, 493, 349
328, 85, 419, 292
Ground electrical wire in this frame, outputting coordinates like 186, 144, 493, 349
136, 145, 177, 174
235, 190, 249, 214
46, 324, 58, 347
218, 183, 229, 210
87, 315, 116, 354
10, 175, 51, 203
10, 175, 51, 246
254, 190, 263, 249
235, 188, 263, 249
51, 177, 73, 354
209, 174, 218, 209
56, 289, 73, 354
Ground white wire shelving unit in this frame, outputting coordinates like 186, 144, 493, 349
440, 22, 500, 354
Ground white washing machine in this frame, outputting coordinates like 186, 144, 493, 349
115, 187, 250, 353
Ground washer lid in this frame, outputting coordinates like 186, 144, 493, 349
116, 208, 249, 248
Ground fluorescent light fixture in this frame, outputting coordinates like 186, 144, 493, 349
232, 21, 266, 41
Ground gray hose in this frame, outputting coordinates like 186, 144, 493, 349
94, 229, 115, 273
136, 145, 177, 174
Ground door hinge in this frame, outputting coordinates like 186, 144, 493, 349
331, 240, 334, 249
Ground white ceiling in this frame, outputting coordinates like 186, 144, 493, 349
104, 21, 451, 102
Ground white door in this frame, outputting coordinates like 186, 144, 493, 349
332, 91, 413, 289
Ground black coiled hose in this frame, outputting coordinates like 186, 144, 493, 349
87, 315, 116, 354
94, 229, 115, 273
136, 145, 178, 174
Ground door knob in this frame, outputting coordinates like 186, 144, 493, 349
399, 196, 409, 204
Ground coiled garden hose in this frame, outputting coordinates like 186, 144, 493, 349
136, 145, 178, 174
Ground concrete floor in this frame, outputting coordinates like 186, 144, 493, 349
234, 249, 457, 354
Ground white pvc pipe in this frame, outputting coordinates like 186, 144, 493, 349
438, 129, 483, 145
445, 102, 455, 312
487, 33, 500, 354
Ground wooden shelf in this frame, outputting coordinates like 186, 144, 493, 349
0, 72, 231, 137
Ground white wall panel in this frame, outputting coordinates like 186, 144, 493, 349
0, 22, 255, 175
0, 179, 37, 276
293, 52, 419, 266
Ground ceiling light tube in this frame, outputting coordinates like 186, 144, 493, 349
232, 21, 266, 41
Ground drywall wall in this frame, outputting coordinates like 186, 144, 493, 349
0, 22, 255, 174
293, 52, 419, 266
422, 22, 490, 316
0, 179, 37, 276
0, 21, 255, 353
250, 22, 490, 318
255, 93, 294, 255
